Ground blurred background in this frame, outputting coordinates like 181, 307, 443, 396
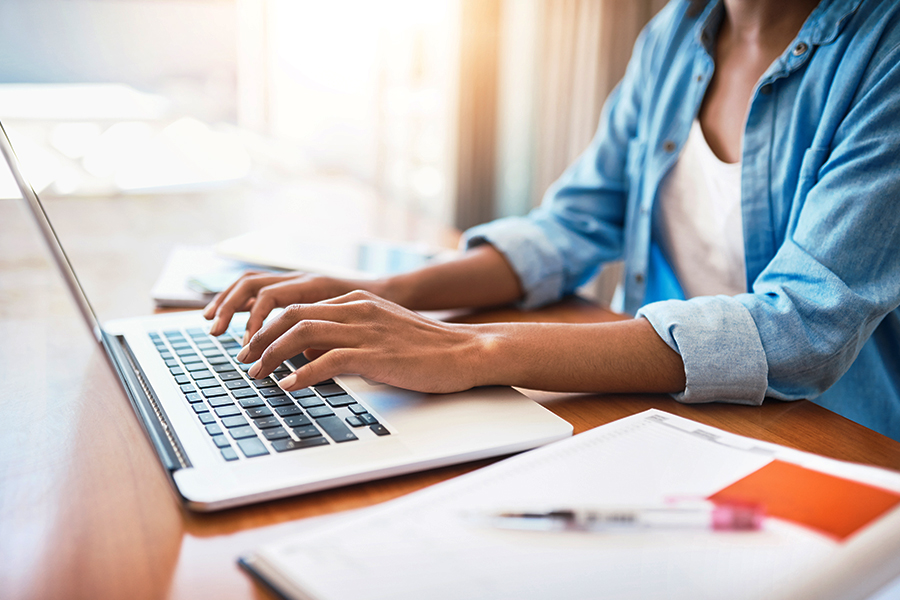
0, 0, 664, 314
0, 0, 666, 308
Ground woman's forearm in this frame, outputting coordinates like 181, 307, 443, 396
376, 244, 524, 310
468, 317, 686, 394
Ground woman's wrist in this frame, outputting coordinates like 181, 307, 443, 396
366, 273, 411, 306
458, 323, 517, 388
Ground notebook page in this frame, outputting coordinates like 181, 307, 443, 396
247, 410, 900, 600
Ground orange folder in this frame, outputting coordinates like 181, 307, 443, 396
709, 459, 900, 541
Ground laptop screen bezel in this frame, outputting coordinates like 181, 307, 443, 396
0, 119, 104, 342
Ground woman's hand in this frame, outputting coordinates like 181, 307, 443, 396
203, 271, 383, 342
236, 290, 489, 394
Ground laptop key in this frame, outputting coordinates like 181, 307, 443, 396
164, 359, 179, 368
253, 416, 281, 429
307, 406, 335, 419
252, 378, 279, 389
174, 374, 191, 385
190, 369, 215, 381
292, 425, 324, 439
208, 396, 235, 408
245, 406, 273, 419
179, 383, 196, 394
325, 394, 356, 407
213, 363, 236, 373
370, 424, 390, 436
198, 412, 216, 425
233, 388, 259, 399
219, 371, 243, 381
185, 392, 203, 404
346, 416, 365, 428
275, 405, 302, 417
360, 413, 379, 426
266, 395, 293, 407
282, 414, 312, 428
196, 378, 223, 389
236, 437, 269, 457
239, 397, 266, 409
184, 361, 207, 371
225, 379, 250, 390
313, 383, 344, 397
169, 366, 184, 376
289, 388, 317, 399
207, 356, 231, 365
211, 434, 230, 448
271, 437, 329, 452
316, 416, 358, 443
215, 405, 242, 418
348, 404, 367, 415
296, 395, 325, 409
192, 403, 209, 414
260, 387, 287, 398
221, 415, 249, 428
221, 447, 239, 461
205, 423, 223, 436
262, 427, 289, 441
229, 425, 258, 440
201, 386, 228, 398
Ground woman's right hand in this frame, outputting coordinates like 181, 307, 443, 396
203, 271, 383, 343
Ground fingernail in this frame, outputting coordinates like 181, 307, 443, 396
248, 363, 261, 378
203, 304, 214, 319
211, 316, 224, 334
236, 345, 250, 363
278, 373, 297, 390
242, 331, 249, 345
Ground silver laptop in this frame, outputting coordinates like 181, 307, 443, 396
0, 120, 572, 511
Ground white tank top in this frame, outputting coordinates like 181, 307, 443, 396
656, 119, 746, 298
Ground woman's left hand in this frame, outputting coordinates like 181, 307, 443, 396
236, 290, 490, 394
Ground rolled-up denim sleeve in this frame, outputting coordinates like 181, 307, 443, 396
637, 297, 768, 404
462, 217, 566, 309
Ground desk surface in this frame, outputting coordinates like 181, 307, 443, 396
2, 187, 900, 600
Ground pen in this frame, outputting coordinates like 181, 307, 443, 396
484, 502, 764, 532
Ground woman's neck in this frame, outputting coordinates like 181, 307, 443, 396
722, 0, 819, 50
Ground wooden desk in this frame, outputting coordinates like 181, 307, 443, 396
2, 188, 899, 600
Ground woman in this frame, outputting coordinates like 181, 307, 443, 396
205, 0, 900, 441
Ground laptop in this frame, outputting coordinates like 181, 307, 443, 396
0, 120, 572, 511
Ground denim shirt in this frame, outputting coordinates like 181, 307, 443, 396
463, 0, 900, 441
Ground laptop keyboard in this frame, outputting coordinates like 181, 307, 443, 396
148, 327, 390, 462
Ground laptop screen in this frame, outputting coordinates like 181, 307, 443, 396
0, 119, 105, 340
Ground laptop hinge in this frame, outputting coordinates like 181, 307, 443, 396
102, 331, 191, 471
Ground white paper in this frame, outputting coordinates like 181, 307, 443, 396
247, 410, 900, 600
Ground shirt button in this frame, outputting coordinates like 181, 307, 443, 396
792, 42, 808, 56
663, 140, 676, 152
635, 273, 644, 284
760, 84, 772, 95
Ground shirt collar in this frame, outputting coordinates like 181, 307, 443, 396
801, 0, 865, 46
694, 0, 863, 50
